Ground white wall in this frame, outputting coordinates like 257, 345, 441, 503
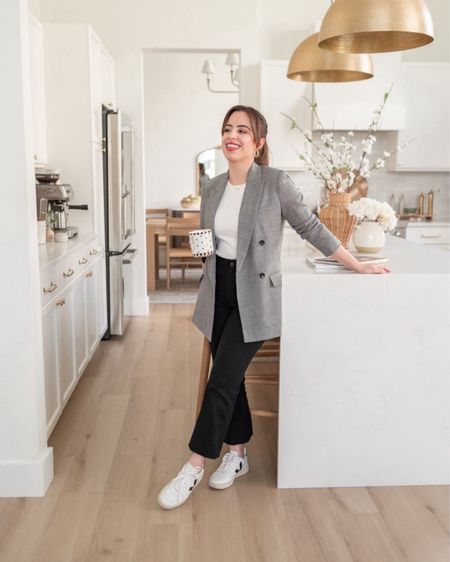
0, 0, 53, 497
27, 0, 40, 18
144, 50, 239, 208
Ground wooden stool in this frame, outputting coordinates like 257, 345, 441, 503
195, 336, 280, 419
245, 337, 280, 418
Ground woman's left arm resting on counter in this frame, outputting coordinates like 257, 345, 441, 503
278, 172, 391, 274
328, 245, 391, 274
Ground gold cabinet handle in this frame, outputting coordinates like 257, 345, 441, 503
84, 271, 93, 278
420, 234, 442, 239
43, 281, 58, 294
63, 267, 75, 277
79, 256, 88, 265
89, 249, 98, 255
56, 297, 65, 306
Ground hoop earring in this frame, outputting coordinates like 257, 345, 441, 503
254, 149, 260, 158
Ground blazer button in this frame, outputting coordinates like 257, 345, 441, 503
259, 272, 265, 278
259, 240, 265, 245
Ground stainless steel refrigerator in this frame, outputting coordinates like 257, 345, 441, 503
102, 107, 138, 338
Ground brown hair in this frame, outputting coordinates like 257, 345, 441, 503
221, 105, 269, 166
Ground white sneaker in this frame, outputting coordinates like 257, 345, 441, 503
157, 461, 204, 509
208, 448, 249, 490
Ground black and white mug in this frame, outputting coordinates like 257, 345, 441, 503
189, 228, 215, 257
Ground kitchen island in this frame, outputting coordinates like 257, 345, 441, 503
277, 227, 450, 488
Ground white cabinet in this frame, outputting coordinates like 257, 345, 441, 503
41, 303, 60, 431
260, 60, 312, 170
85, 266, 98, 356
101, 46, 116, 110
94, 254, 108, 339
28, 14, 47, 164
58, 282, 77, 403
311, 53, 406, 131
259, 55, 405, 170
43, 23, 115, 240
73, 272, 89, 377
387, 63, 450, 172
40, 237, 106, 435
405, 223, 450, 252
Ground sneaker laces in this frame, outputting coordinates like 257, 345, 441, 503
219, 451, 242, 473
171, 464, 201, 493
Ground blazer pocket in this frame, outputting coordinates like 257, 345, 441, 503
269, 271, 282, 287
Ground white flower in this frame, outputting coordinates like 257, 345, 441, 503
284, 92, 411, 198
321, 133, 334, 146
347, 197, 398, 230
361, 140, 373, 154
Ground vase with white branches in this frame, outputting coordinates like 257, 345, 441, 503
281, 86, 413, 195
281, 87, 411, 247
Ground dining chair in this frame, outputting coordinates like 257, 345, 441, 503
165, 216, 201, 290
195, 336, 280, 419
146, 208, 170, 278
179, 211, 200, 248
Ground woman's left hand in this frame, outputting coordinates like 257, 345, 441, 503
356, 263, 391, 274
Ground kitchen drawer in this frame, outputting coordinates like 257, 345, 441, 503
405, 226, 450, 245
73, 237, 101, 271
87, 237, 103, 258
40, 263, 59, 307
57, 253, 77, 291
74, 243, 93, 273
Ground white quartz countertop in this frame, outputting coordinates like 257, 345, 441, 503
39, 232, 98, 269
281, 228, 450, 276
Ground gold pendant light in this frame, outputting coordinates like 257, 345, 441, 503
287, 32, 373, 82
318, 0, 434, 54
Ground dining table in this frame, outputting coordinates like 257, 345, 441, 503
146, 210, 201, 291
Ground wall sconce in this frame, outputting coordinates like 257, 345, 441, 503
201, 53, 240, 93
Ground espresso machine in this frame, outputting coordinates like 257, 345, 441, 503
35, 167, 88, 241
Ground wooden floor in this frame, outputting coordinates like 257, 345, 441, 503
0, 304, 448, 562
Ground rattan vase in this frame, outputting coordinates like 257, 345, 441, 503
319, 192, 357, 248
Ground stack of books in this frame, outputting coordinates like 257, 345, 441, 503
305, 252, 389, 270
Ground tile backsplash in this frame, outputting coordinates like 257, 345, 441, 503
286, 131, 450, 219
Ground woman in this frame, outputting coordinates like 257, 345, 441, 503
157, 105, 391, 510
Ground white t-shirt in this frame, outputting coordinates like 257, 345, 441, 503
214, 179, 246, 259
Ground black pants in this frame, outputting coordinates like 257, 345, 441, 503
188, 254, 266, 459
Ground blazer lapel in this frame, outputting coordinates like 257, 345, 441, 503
205, 161, 264, 273
236, 162, 263, 272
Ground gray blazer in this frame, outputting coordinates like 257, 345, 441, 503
192, 161, 341, 343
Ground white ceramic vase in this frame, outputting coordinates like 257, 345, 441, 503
352, 220, 386, 253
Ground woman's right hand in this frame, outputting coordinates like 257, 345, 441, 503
356, 263, 391, 274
